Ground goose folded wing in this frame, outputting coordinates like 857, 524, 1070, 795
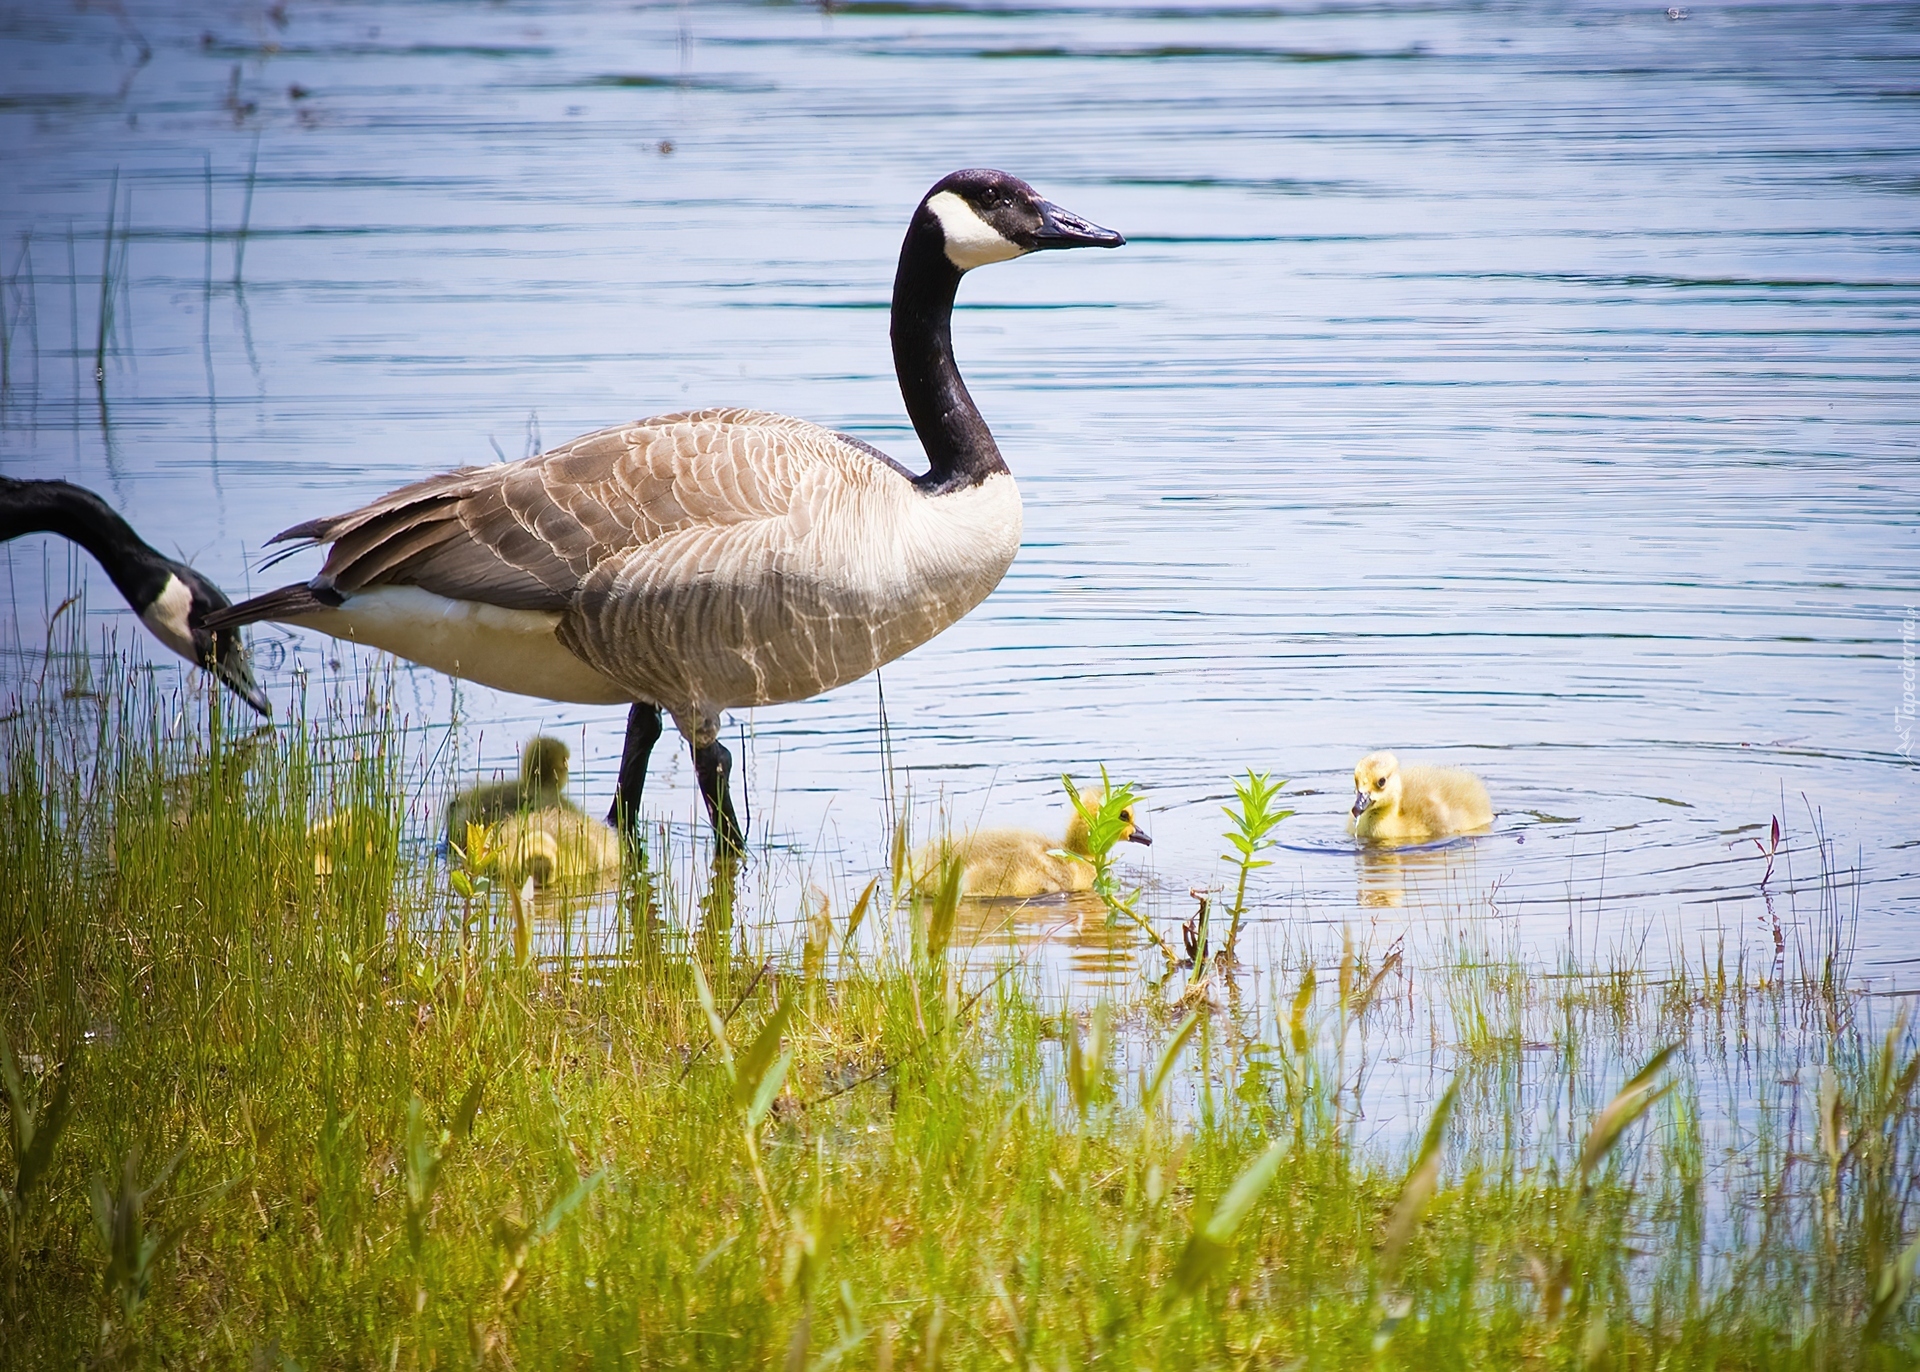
270, 411, 822, 614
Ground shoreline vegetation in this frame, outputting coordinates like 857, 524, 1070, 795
2, 642, 1917, 1369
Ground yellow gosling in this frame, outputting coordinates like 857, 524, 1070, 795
446, 735, 576, 843
482, 806, 623, 894
914, 788, 1151, 900
1348, 750, 1492, 842
308, 806, 393, 878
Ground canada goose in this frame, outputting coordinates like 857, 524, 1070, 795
478, 807, 623, 894
444, 735, 578, 844
913, 788, 1152, 901
1348, 751, 1493, 842
201, 170, 1122, 851
0, 477, 269, 714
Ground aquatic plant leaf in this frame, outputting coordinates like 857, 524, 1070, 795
90, 1146, 197, 1319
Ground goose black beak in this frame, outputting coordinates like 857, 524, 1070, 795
1126, 827, 1152, 847
1352, 792, 1371, 818
211, 635, 273, 716
1031, 200, 1125, 251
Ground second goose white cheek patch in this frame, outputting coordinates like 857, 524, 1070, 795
926, 191, 1024, 271
140, 574, 197, 662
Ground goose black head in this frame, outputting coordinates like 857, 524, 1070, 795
162, 564, 272, 716
920, 169, 1124, 272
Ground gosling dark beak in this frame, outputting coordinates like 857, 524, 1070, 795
1352, 791, 1371, 818
1126, 826, 1152, 847
1031, 200, 1125, 251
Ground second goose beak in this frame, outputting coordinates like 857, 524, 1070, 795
1352, 792, 1372, 818
1031, 200, 1125, 251
1126, 826, 1153, 847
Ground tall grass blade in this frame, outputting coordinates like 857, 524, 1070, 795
1145, 1010, 1203, 1115
1578, 1041, 1679, 1189
689, 958, 735, 1076
925, 853, 962, 963
1381, 1079, 1458, 1278
1171, 1140, 1286, 1297
1289, 966, 1316, 1054
843, 874, 879, 953
2, 1028, 74, 1214
736, 994, 797, 1112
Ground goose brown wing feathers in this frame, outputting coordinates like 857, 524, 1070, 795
273, 408, 839, 615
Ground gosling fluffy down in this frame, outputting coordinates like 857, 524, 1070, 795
446, 735, 576, 843
482, 807, 623, 894
1347, 751, 1492, 842
913, 788, 1151, 901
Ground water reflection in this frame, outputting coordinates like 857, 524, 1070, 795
952, 889, 1145, 984
1351, 836, 1486, 913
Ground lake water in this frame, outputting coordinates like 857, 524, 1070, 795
2, 0, 1915, 999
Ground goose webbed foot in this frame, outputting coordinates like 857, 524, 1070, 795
608, 701, 664, 833
693, 737, 745, 855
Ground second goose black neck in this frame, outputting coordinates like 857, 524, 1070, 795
0, 477, 173, 612
891, 214, 1008, 495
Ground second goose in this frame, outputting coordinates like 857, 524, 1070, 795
205, 170, 1122, 850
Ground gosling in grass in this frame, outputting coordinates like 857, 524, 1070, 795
446, 736, 578, 843
308, 806, 393, 878
1347, 751, 1492, 842
913, 788, 1152, 900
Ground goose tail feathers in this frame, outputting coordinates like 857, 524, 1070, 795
201, 581, 340, 632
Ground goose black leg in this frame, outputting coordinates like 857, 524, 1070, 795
608, 701, 664, 832
693, 737, 745, 854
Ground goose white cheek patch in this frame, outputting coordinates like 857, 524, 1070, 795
927, 191, 1025, 271
140, 573, 198, 662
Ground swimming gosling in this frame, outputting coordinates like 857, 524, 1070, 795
1348, 751, 1492, 842
913, 788, 1151, 900
446, 736, 578, 844
480, 807, 623, 894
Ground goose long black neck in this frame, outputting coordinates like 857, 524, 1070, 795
891, 215, 1008, 494
0, 477, 168, 609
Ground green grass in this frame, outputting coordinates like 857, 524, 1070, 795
1, 648, 1918, 1369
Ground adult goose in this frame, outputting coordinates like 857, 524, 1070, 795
204, 170, 1123, 849
0, 477, 270, 715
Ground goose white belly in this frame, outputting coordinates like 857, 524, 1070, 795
293, 586, 632, 705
